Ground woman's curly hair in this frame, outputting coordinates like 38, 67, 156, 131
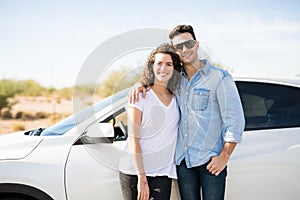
139, 43, 182, 94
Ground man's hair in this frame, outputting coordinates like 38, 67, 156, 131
140, 43, 181, 94
169, 24, 196, 40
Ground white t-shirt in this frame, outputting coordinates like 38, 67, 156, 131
119, 89, 179, 179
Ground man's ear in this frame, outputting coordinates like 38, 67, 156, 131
196, 40, 200, 49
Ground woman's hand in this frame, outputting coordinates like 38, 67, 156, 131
137, 176, 149, 200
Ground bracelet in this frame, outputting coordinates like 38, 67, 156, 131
139, 180, 148, 185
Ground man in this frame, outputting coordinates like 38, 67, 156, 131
130, 25, 245, 200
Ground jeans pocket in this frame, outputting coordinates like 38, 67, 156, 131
192, 88, 210, 111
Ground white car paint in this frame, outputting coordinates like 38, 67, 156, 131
227, 128, 300, 200
0, 132, 43, 160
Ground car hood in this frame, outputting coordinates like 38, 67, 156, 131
0, 131, 43, 160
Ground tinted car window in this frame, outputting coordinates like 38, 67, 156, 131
236, 81, 300, 131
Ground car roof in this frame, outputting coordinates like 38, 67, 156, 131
234, 76, 300, 87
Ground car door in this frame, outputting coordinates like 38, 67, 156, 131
226, 81, 300, 200
64, 106, 128, 200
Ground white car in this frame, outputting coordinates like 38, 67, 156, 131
0, 77, 300, 200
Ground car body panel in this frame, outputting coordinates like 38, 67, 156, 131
0, 134, 80, 200
0, 132, 43, 160
65, 143, 123, 199
227, 127, 300, 199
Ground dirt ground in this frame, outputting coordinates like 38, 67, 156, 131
0, 96, 73, 134
0, 118, 51, 134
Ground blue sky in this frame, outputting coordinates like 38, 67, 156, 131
1, 0, 300, 88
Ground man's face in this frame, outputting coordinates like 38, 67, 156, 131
172, 32, 199, 66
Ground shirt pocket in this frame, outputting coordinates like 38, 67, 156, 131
192, 88, 210, 111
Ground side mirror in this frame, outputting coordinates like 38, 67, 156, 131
86, 123, 114, 139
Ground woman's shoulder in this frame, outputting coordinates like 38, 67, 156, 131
128, 89, 153, 107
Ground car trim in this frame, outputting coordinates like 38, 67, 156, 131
74, 136, 114, 145
234, 77, 300, 87
245, 124, 300, 131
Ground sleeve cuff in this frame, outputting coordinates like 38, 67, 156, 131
223, 130, 243, 143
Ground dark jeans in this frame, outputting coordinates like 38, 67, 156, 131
119, 171, 172, 200
176, 159, 227, 200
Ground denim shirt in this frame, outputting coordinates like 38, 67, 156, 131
175, 60, 245, 168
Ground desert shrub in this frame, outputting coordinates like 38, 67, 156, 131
48, 113, 63, 123
0, 79, 19, 116
22, 112, 36, 120
55, 87, 73, 99
35, 111, 49, 119
56, 97, 61, 104
1, 110, 13, 119
16, 111, 49, 120
13, 122, 25, 131
17, 79, 46, 96
62, 113, 72, 118
15, 111, 23, 119
97, 67, 141, 98
46, 97, 52, 103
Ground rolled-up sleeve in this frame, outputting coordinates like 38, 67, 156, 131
216, 75, 245, 143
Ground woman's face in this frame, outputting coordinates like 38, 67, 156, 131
153, 53, 174, 84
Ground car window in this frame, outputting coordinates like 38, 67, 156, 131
106, 107, 128, 141
236, 81, 300, 131
41, 88, 130, 136
114, 109, 128, 141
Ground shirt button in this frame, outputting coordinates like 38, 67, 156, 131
186, 92, 188, 95
184, 134, 187, 137
184, 146, 187, 150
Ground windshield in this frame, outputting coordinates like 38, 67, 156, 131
40, 88, 130, 136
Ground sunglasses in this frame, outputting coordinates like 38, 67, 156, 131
173, 39, 196, 52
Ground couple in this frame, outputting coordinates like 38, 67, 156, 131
119, 25, 245, 200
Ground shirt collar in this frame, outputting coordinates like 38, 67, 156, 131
198, 59, 211, 75
180, 59, 212, 77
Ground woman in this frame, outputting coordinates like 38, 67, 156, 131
119, 43, 181, 200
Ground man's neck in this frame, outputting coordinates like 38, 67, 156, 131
184, 60, 205, 80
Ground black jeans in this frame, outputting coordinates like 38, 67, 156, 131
119, 171, 172, 200
176, 159, 227, 200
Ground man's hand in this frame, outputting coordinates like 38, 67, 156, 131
207, 142, 237, 176
129, 84, 147, 104
206, 155, 228, 176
